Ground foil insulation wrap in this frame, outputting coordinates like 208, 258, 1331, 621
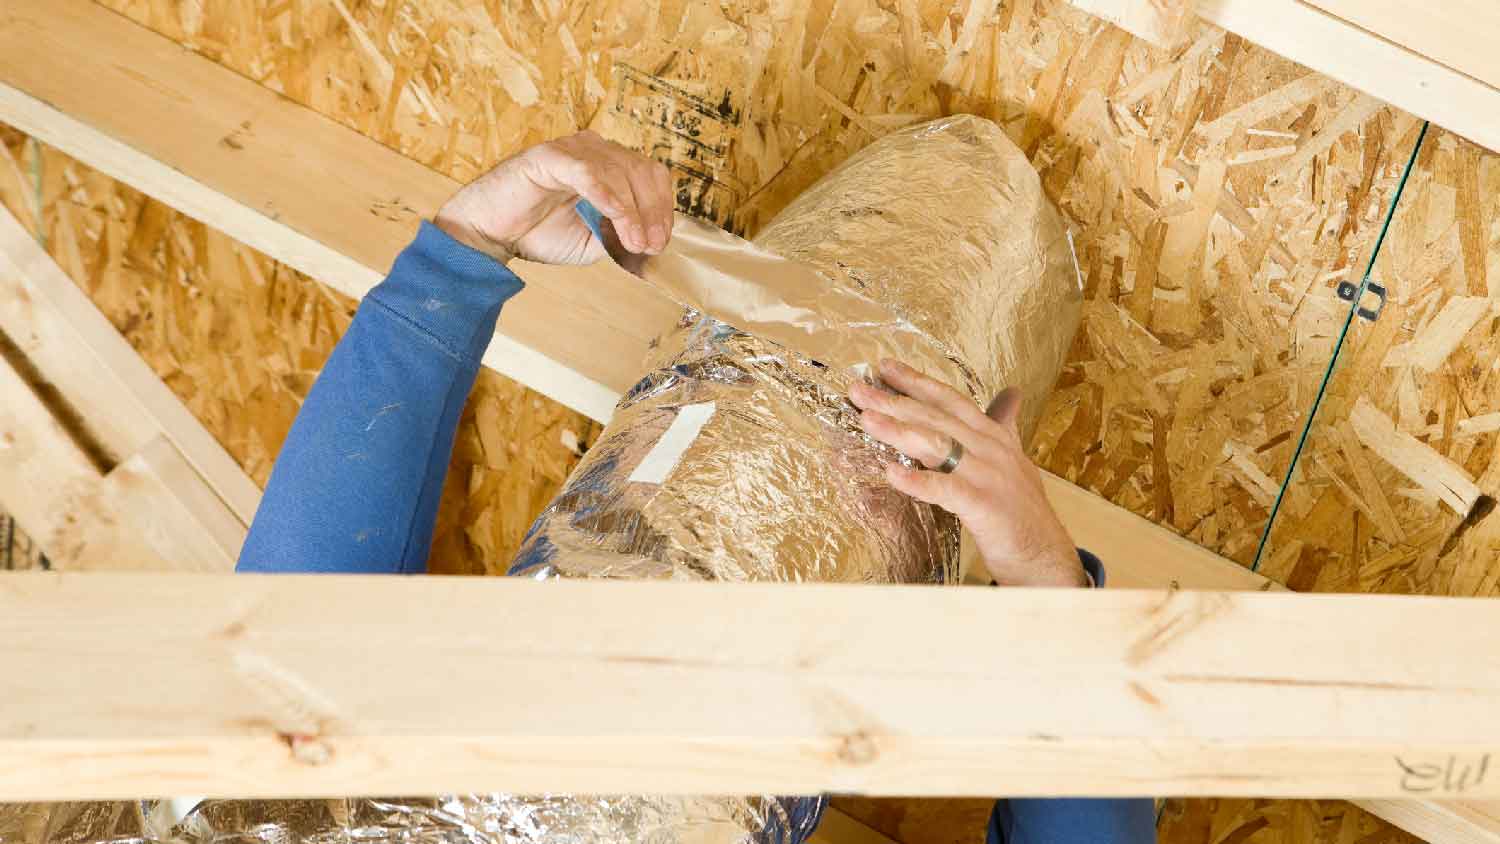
1, 115, 1082, 844
514, 114, 1080, 584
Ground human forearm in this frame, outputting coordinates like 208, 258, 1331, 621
236, 222, 522, 573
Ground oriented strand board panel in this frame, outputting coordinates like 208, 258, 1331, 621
1302, 0, 1500, 92
6, 574, 1500, 801
1259, 128, 1500, 599
1068, 0, 1197, 47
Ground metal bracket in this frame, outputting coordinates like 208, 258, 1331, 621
1337, 278, 1386, 322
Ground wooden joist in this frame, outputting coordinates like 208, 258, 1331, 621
0, 206, 260, 525
0, 0, 672, 422
0, 348, 157, 568
1302, 0, 1500, 92
0, 202, 255, 569
3, 573, 1500, 801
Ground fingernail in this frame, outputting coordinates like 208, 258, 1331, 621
631, 222, 647, 251
648, 224, 666, 249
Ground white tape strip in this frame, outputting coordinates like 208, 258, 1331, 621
628, 402, 717, 484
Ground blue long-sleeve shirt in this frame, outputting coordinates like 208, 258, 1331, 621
238, 221, 522, 573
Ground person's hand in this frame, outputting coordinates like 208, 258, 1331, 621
434, 130, 674, 266
849, 359, 1087, 587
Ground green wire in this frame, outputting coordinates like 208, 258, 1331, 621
1250, 120, 1430, 572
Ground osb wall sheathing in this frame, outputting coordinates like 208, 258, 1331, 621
0, 127, 599, 576
1261, 128, 1500, 599
0, 0, 1464, 841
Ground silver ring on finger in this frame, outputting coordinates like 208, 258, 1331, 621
935, 437, 964, 474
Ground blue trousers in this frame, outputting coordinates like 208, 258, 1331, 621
237, 222, 1156, 844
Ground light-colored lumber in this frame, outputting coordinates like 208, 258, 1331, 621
1198, 0, 1500, 153
809, 808, 901, 844
1043, 470, 1271, 590
95, 436, 243, 571
0, 204, 261, 527
1353, 801, 1500, 844
0, 350, 159, 567
4, 573, 1500, 801
0, 0, 673, 422
1302, 0, 1500, 92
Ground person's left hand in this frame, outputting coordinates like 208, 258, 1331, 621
849, 359, 1087, 587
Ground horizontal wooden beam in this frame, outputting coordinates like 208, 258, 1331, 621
3, 573, 1499, 801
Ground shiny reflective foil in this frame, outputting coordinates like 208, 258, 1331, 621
2, 115, 1081, 844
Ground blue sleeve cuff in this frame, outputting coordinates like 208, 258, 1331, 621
1077, 548, 1106, 588
366, 221, 525, 364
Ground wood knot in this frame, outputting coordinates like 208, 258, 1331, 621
835, 730, 879, 766
280, 732, 334, 766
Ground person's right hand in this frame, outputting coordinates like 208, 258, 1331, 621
849, 359, 1087, 587
433, 130, 675, 266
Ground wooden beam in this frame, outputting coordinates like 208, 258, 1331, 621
4, 573, 1500, 801
1359, 802, 1500, 844
1198, 0, 1500, 153
1042, 470, 1270, 591
95, 435, 248, 571
0, 0, 675, 422
0, 205, 260, 527
1301, 0, 1500, 92
809, 808, 901, 844
0, 349, 158, 567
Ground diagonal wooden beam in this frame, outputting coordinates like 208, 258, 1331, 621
0, 201, 252, 568
3, 574, 1500, 802
0, 348, 156, 567
0, 0, 675, 422
0, 205, 260, 528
